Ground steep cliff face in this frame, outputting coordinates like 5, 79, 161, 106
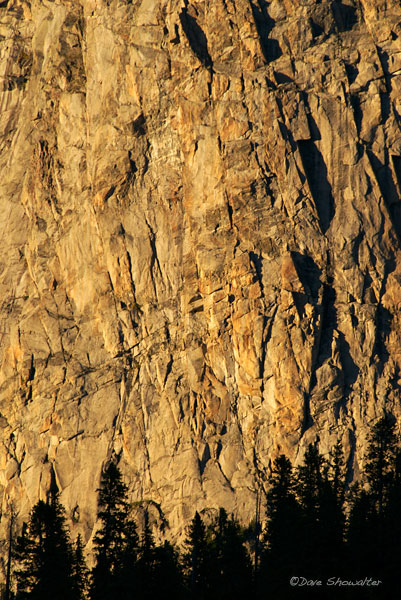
1, 0, 401, 547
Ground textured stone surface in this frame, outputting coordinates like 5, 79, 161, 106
1, 0, 401, 554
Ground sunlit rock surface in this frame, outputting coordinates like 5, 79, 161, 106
0, 0, 401, 550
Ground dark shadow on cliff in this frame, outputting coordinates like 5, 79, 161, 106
291, 252, 322, 299
312, 282, 337, 374
310, 17, 325, 39
337, 330, 359, 388
367, 150, 401, 239
179, 9, 212, 68
374, 305, 393, 373
301, 92, 321, 141
331, 0, 358, 32
250, 0, 282, 63
249, 250, 263, 283
309, 276, 359, 397
297, 140, 335, 233
344, 61, 359, 85
349, 94, 363, 134
392, 155, 401, 191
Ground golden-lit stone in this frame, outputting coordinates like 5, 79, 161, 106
0, 0, 401, 551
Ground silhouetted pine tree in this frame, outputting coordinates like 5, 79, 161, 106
259, 454, 303, 596
346, 416, 401, 594
136, 512, 157, 599
346, 482, 377, 578
365, 415, 398, 515
207, 508, 252, 600
329, 441, 347, 507
243, 517, 261, 582
4, 505, 16, 600
72, 534, 89, 600
383, 448, 401, 592
294, 442, 347, 580
90, 462, 139, 600
182, 512, 211, 600
153, 540, 184, 598
294, 444, 326, 575
14, 494, 76, 600
320, 442, 346, 572
136, 512, 184, 599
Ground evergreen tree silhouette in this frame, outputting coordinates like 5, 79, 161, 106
207, 508, 252, 600
346, 415, 401, 595
136, 511, 157, 599
365, 415, 398, 515
9, 419, 401, 599
72, 534, 89, 600
4, 504, 16, 600
321, 442, 346, 572
153, 541, 184, 598
293, 443, 347, 581
329, 441, 347, 508
383, 448, 401, 592
182, 512, 211, 599
135, 511, 184, 598
346, 482, 377, 579
14, 494, 76, 600
295, 444, 326, 575
259, 454, 302, 596
90, 462, 139, 600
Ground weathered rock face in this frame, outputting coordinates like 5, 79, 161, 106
1, 0, 401, 548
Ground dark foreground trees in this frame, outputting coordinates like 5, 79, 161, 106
14, 494, 78, 600
72, 535, 89, 600
259, 454, 303, 594
90, 461, 185, 600
346, 416, 401, 596
90, 462, 139, 600
182, 508, 251, 600
9, 416, 401, 598
182, 511, 210, 599
208, 508, 252, 600
136, 511, 184, 599
258, 443, 347, 597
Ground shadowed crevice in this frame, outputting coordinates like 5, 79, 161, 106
337, 330, 359, 388
198, 443, 210, 476
250, 0, 282, 63
310, 18, 324, 39
179, 9, 212, 68
392, 155, 401, 191
311, 283, 336, 378
374, 305, 393, 372
331, 0, 358, 32
344, 61, 359, 85
291, 253, 322, 298
350, 94, 362, 134
368, 150, 401, 239
297, 140, 335, 233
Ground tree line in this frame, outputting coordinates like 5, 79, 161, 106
2, 415, 401, 598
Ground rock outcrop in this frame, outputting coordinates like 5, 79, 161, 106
1, 0, 401, 551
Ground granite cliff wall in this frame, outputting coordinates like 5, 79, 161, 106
0, 0, 401, 550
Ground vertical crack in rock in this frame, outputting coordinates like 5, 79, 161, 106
250, 0, 282, 63
331, 1, 359, 33
367, 149, 401, 239
179, 6, 212, 68
391, 155, 401, 192
297, 139, 335, 234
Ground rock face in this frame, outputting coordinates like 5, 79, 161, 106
1, 0, 401, 549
